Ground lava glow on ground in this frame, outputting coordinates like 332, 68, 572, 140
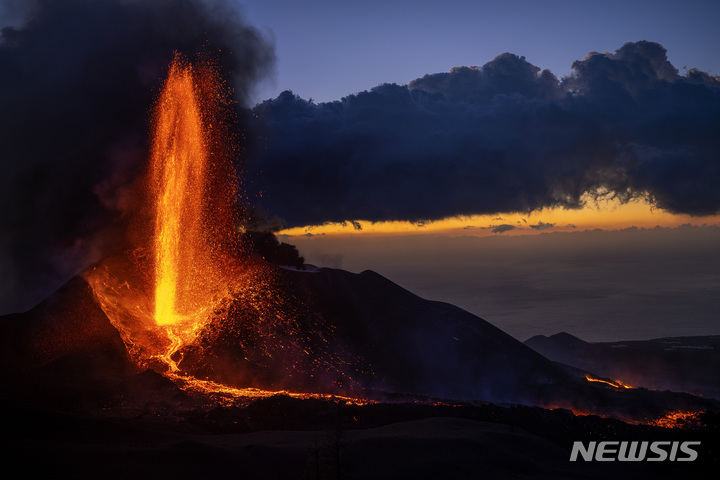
584, 374, 633, 390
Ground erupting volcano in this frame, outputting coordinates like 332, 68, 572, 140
3, 52, 716, 420
83, 54, 367, 400
2, 50, 718, 480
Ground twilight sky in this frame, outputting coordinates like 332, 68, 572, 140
238, 0, 720, 105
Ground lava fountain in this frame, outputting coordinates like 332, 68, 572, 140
84, 53, 247, 373
144, 53, 245, 370
150, 56, 207, 327
81, 53, 367, 404
149, 55, 228, 329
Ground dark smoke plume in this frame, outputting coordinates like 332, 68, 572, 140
247, 41, 720, 227
0, 0, 274, 313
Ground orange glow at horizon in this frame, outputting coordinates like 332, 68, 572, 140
278, 194, 720, 238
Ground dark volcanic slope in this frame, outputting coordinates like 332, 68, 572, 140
1, 265, 717, 419
0, 276, 137, 408
3, 267, 573, 408
282, 267, 571, 403
525, 332, 720, 400
177, 266, 720, 418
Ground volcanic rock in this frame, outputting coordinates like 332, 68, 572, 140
0, 276, 137, 409
283, 267, 570, 402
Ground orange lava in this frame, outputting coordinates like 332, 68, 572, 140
84, 53, 367, 405
150, 55, 210, 327
147, 54, 243, 348
584, 374, 633, 389
649, 410, 705, 429
85, 53, 257, 376
177, 375, 374, 408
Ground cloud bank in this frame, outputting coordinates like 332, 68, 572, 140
248, 41, 720, 227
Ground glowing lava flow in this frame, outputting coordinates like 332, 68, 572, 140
584, 374, 633, 389
649, 410, 706, 429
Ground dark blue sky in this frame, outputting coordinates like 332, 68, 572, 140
240, 0, 720, 104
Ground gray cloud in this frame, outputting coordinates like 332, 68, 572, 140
529, 221, 555, 230
248, 41, 720, 227
492, 224, 517, 234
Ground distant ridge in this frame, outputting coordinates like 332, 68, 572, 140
525, 332, 720, 400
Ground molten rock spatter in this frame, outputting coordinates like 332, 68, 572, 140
84, 53, 244, 375
84, 54, 366, 401
148, 53, 239, 329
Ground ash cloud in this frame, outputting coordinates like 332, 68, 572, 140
248, 41, 720, 227
0, 0, 274, 313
